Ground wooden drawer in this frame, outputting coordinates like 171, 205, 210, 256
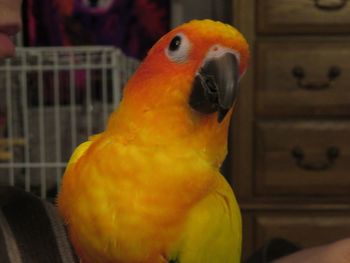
256, 41, 350, 117
255, 212, 350, 249
255, 121, 350, 196
242, 212, 255, 261
257, 0, 350, 34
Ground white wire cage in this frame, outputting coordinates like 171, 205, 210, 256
0, 46, 139, 199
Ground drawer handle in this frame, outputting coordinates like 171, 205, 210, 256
292, 66, 341, 90
291, 146, 339, 171
314, 0, 348, 11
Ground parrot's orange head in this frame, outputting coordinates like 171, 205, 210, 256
122, 19, 249, 122
146, 19, 249, 84
113, 20, 249, 157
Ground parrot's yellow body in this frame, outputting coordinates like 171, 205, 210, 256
58, 20, 249, 263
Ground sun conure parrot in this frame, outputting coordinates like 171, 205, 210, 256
57, 19, 249, 263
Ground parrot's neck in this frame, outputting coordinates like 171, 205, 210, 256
106, 99, 232, 169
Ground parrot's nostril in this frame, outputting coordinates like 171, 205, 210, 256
213, 46, 218, 51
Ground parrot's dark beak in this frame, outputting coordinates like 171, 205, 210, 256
189, 52, 239, 123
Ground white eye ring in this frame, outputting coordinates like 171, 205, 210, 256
165, 33, 191, 63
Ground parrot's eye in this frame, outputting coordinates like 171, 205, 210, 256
169, 36, 181, 51
166, 33, 190, 63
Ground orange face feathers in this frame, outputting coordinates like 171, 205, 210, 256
121, 19, 249, 118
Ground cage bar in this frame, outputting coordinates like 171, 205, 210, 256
69, 51, 77, 155
20, 53, 31, 191
53, 52, 62, 196
5, 60, 14, 185
0, 47, 138, 199
37, 52, 47, 198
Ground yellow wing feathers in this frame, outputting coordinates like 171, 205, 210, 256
177, 175, 241, 263
66, 133, 102, 168
66, 141, 92, 167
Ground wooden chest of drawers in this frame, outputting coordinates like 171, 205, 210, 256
231, 0, 350, 260
251, 210, 350, 248
257, 40, 350, 116
257, 0, 350, 34
256, 121, 350, 195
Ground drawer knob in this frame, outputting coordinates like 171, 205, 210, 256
314, 0, 348, 11
291, 146, 339, 171
292, 66, 341, 90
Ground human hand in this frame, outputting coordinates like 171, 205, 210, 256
274, 238, 350, 263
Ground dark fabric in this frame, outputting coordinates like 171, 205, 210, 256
0, 186, 78, 263
244, 238, 302, 263
0, 213, 12, 263
0, 210, 22, 263
43, 202, 79, 263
